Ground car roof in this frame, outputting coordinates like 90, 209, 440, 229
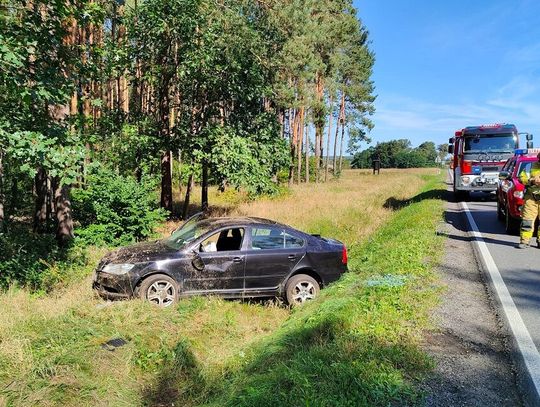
516, 155, 538, 161
196, 216, 290, 229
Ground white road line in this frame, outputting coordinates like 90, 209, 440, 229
461, 201, 540, 404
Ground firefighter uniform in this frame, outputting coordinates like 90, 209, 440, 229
518, 157, 540, 247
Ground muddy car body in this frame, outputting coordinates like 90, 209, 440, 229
93, 217, 347, 306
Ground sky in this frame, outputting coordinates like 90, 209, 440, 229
353, 0, 540, 149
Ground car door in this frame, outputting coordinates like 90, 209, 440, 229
244, 226, 305, 291
183, 227, 246, 293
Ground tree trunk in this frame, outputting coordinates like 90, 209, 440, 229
182, 172, 194, 220
160, 151, 173, 213
0, 151, 5, 231
324, 97, 333, 182
53, 178, 74, 247
33, 167, 48, 233
305, 121, 309, 184
297, 107, 304, 184
333, 92, 345, 174
314, 74, 324, 182
339, 118, 345, 173
178, 149, 183, 197
288, 108, 297, 186
201, 161, 209, 212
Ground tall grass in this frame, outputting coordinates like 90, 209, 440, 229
0, 169, 446, 406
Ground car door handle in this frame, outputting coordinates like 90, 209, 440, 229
288, 255, 297, 261
232, 257, 244, 263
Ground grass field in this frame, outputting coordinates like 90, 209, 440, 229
0, 168, 447, 406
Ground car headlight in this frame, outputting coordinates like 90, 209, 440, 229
102, 263, 135, 275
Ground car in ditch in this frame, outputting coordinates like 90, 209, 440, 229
497, 148, 540, 233
92, 215, 348, 307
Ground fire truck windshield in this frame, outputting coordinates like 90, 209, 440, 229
463, 133, 516, 153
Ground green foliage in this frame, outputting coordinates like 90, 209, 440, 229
4, 130, 85, 186
352, 139, 439, 169
71, 167, 166, 246
0, 225, 89, 291
205, 114, 289, 196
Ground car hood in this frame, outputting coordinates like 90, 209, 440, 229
101, 240, 178, 265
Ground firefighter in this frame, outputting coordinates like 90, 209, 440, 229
517, 152, 540, 249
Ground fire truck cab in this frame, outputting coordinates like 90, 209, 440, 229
448, 123, 533, 199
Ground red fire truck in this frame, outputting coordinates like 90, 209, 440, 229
448, 123, 533, 199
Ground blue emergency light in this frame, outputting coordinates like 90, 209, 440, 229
515, 148, 528, 155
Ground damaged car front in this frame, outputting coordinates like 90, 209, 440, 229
92, 218, 212, 301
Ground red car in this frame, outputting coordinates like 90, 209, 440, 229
497, 149, 540, 233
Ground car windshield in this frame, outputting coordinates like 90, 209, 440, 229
464, 133, 516, 153
163, 220, 212, 250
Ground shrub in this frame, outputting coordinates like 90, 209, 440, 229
0, 225, 88, 291
71, 167, 167, 246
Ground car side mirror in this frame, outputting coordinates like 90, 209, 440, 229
191, 250, 205, 271
448, 145, 454, 154
526, 133, 533, 141
527, 141, 534, 149
498, 171, 511, 181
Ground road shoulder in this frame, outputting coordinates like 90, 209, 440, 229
419, 192, 522, 406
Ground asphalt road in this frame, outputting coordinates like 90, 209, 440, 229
464, 192, 540, 351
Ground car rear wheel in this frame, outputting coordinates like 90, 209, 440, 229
139, 274, 178, 307
285, 274, 320, 305
496, 199, 504, 221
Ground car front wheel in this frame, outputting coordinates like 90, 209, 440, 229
139, 274, 178, 307
285, 274, 320, 305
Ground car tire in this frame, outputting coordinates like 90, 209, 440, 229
505, 207, 520, 235
285, 274, 320, 305
138, 274, 179, 307
496, 199, 504, 222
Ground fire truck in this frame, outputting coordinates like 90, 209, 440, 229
448, 123, 533, 199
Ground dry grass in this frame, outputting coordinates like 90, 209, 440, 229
0, 168, 439, 406
233, 168, 437, 246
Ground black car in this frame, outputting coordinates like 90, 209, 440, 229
93, 216, 347, 306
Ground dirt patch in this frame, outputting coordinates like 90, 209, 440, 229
419, 188, 523, 406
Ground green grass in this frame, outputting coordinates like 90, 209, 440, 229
197, 176, 447, 406
0, 171, 447, 406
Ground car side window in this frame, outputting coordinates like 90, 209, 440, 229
285, 233, 304, 248
250, 228, 305, 249
200, 228, 244, 252
519, 162, 532, 177
251, 227, 284, 250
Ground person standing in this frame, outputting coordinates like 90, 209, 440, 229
517, 152, 540, 249
372, 152, 381, 175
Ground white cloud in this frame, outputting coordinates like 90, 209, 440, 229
370, 89, 540, 147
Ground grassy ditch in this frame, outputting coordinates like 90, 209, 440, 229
0, 169, 446, 406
